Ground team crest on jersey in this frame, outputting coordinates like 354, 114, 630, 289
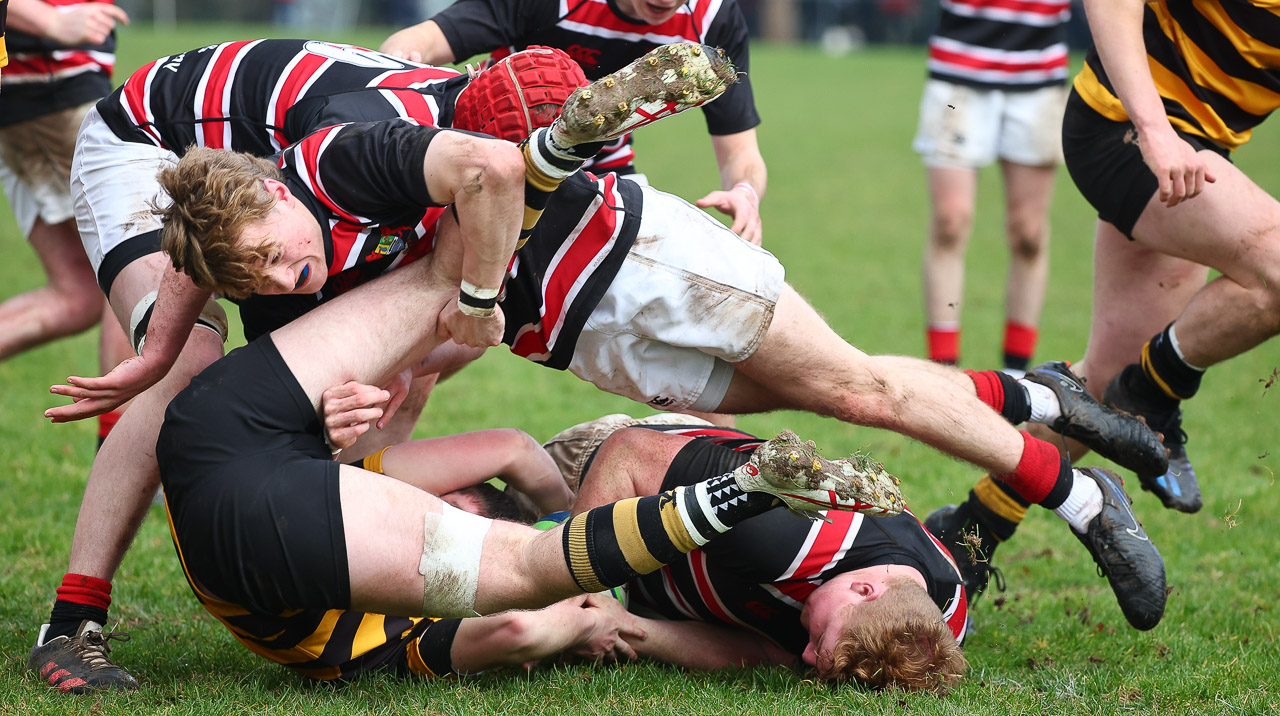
366, 225, 418, 260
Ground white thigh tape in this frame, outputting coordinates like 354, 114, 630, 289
419, 502, 490, 617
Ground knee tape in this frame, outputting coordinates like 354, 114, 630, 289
418, 502, 491, 618
128, 290, 230, 355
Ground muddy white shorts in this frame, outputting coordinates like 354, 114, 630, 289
0, 102, 95, 236
567, 184, 785, 413
913, 80, 1067, 168
71, 105, 178, 292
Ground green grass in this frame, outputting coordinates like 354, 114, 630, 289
2, 24, 1279, 715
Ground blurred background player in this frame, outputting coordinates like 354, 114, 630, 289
0, 0, 130, 444
927, 0, 1280, 603
913, 0, 1070, 373
380, 0, 768, 245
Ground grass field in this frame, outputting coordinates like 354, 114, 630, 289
2, 24, 1279, 715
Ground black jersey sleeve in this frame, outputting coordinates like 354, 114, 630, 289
432, 0, 553, 60
284, 120, 447, 225
702, 3, 760, 135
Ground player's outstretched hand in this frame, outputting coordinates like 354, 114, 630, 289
1139, 126, 1216, 208
696, 185, 762, 246
438, 300, 505, 348
46, 354, 165, 422
572, 593, 645, 664
379, 29, 425, 63
321, 381, 392, 454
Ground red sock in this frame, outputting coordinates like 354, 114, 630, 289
1003, 321, 1038, 371
996, 431, 1071, 507
55, 573, 112, 611
965, 369, 1005, 413
97, 410, 123, 441
927, 325, 960, 364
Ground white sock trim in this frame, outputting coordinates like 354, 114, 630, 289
1022, 380, 1062, 424
1167, 323, 1206, 371
1053, 470, 1104, 533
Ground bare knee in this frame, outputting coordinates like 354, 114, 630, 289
929, 206, 973, 253
453, 136, 524, 197
820, 366, 914, 433
1006, 217, 1047, 262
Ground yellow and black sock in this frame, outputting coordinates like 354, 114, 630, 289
561, 472, 774, 593
1137, 323, 1204, 404
969, 475, 1030, 542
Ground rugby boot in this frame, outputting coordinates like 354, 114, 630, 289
1103, 372, 1201, 513
1071, 467, 1167, 631
1023, 361, 1169, 479
736, 430, 904, 517
552, 42, 738, 146
28, 620, 138, 694
924, 503, 1005, 605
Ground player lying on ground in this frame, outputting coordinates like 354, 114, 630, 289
155, 398, 966, 693
142, 226, 907, 688
157, 52, 1170, 638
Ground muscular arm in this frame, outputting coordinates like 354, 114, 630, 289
1082, 0, 1213, 206
377, 428, 575, 514
626, 615, 795, 670
450, 594, 644, 672
380, 19, 457, 65
696, 129, 767, 245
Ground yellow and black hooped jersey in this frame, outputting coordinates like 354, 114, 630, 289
1074, 0, 1280, 151
163, 503, 459, 681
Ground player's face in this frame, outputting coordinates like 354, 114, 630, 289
799, 572, 873, 667
239, 182, 328, 295
615, 0, 688, 25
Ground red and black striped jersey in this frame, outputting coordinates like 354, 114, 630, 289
96, 39, 465, 158
0, 0, 115, 126
433, 0, 758, 172
237, 119, 641, 367
927, 0, 1070, 90
1074, 0, 1280, 152
629, 436, 968, 650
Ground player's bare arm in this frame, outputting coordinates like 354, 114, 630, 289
7, 0, 128, 46
380, 19, 456, 65
697, 128, 767, 245
1083, 0, 1213, 206
46, 268, 217, 422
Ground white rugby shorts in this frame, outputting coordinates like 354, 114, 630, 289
0, 102, 95, 235
567, 184, 785, 413
71, 105, 177, 279
913, 79, 1067, 168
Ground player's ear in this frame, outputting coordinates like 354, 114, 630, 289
262, 178, 291, 204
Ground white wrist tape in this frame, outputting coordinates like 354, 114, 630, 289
418, 502, 491, 617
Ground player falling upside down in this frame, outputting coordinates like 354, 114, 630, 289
156, 44, 1170, 644
29, 40, 719, 694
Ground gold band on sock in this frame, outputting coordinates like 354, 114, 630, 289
1140, 342, 1186, 400
974, 475, 1029, 527
613, 499, 664, 576
565, 513, 605, 593
361, 447, 392, 474
522, 144, 564, 192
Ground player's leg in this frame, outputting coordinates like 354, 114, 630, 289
994, 83, 1066, 373
94, 305, 137, 448
998, 161, 1054, 374
339, 429, 900, 617
0, 217, 103, 360
0, 107, 105, 360
922, 166, 977, 365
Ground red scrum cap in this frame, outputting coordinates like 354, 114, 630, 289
453, 46, 588, 143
